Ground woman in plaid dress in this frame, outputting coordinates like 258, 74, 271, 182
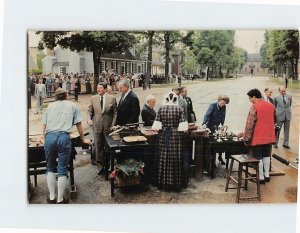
152, 92, 188, 191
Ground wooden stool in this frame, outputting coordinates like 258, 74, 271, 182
225, 154, 261, 203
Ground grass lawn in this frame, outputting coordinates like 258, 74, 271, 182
270, 77, 300, 89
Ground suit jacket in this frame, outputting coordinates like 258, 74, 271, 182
88, 94, 117, 133
178, 96, 188, 122
34, 84, 46, 98
274, 94, 292, 121
116, 90, 140, 126
141, 104, 156, 126
184, 96, 196, 123
263, 95, 274, 105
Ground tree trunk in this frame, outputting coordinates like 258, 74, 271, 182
164, 32, 171, 83
219, 66, 222, 78
295, 58, 298, 80
226, 69, 230, 78
93, 49, 101, 94
206, 66, 209, 81
145, 31, 154, 89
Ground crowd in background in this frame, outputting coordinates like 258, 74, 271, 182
29, 70, 150, 97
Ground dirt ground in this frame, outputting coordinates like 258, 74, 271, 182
28, 75, 299, 204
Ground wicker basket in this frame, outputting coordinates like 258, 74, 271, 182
115, 172, 142, 187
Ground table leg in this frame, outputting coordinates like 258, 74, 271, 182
111, 150, 115, 197
69, 156, 77, 200
210, 150, 216, 179
194, 138, 203, 179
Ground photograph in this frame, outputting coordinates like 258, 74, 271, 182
27, 29, 299, 204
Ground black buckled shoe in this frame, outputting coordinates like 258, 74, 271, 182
97, 168, 106, 175
273, 145, 278, 149
47, 197, 56, 204
264, 177, 270, 182
57, 196, 69, 204
259, 180, 265, 185
283, 145, 291, 149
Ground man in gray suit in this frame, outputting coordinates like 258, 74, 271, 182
34, 78, 47, 114
88, 82, 117, 173
273, 86, 292, 149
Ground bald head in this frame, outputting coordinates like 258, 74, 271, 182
279, 86, 286, 96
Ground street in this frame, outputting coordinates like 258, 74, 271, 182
28, 75, 299, 203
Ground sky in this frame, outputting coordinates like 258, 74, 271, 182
28, 29, 266, 54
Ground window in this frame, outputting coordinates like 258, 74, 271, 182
126, 62, 130, 74
132, 63, 136, 74
121, 62, 125, 74
142, 63, 145, 73
112, 61, 117, 71
59, 66, 66, 74
137, 64, 142, 73
100, 61, 105, 73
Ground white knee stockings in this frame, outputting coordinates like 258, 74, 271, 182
258, 157, 271, 180
47, 172, 67, 202
57, 176, 67, 203
47, 172, 56, 200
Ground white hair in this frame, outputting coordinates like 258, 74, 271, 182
145, 95, 156, 103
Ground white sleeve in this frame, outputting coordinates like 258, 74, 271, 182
152, 121, 162, 130
178, 121, 188, 131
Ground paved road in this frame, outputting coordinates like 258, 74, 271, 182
28, 75, 298, 203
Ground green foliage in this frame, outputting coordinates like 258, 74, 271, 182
181, 50, 198, 74
116, 159, 144, 176
37, 51, 46, 70
261, 30, 299, 79
192, 30, 236, 78
158, 31, 183, 81
29, 68, 43, 75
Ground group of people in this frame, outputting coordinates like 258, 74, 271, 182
30, 72, 95, 97
200, 86, 292, 184
41, 78, 293, 202
31, 72, 94, 114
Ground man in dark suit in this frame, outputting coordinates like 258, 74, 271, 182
273, 86, 292, 149
181, 86, 196, 123
141, 95, 157, 126
263, 88, 274, 104
116, 79, 140, 126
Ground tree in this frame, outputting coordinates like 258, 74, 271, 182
231, 47, 247, 76
158, 31, 182, 82
37, 50, 46, 70
132, 31, 157, 89
192, 30, 235, 80
181, 50, 198, 74
37, 31, 136, 92
262, 30, 299, 79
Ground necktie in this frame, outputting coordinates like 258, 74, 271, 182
283, 96, 286, 105
100, 96, 103, 109
120, 94, 125, 104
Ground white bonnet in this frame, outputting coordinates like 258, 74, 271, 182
162, 91, 179, 106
